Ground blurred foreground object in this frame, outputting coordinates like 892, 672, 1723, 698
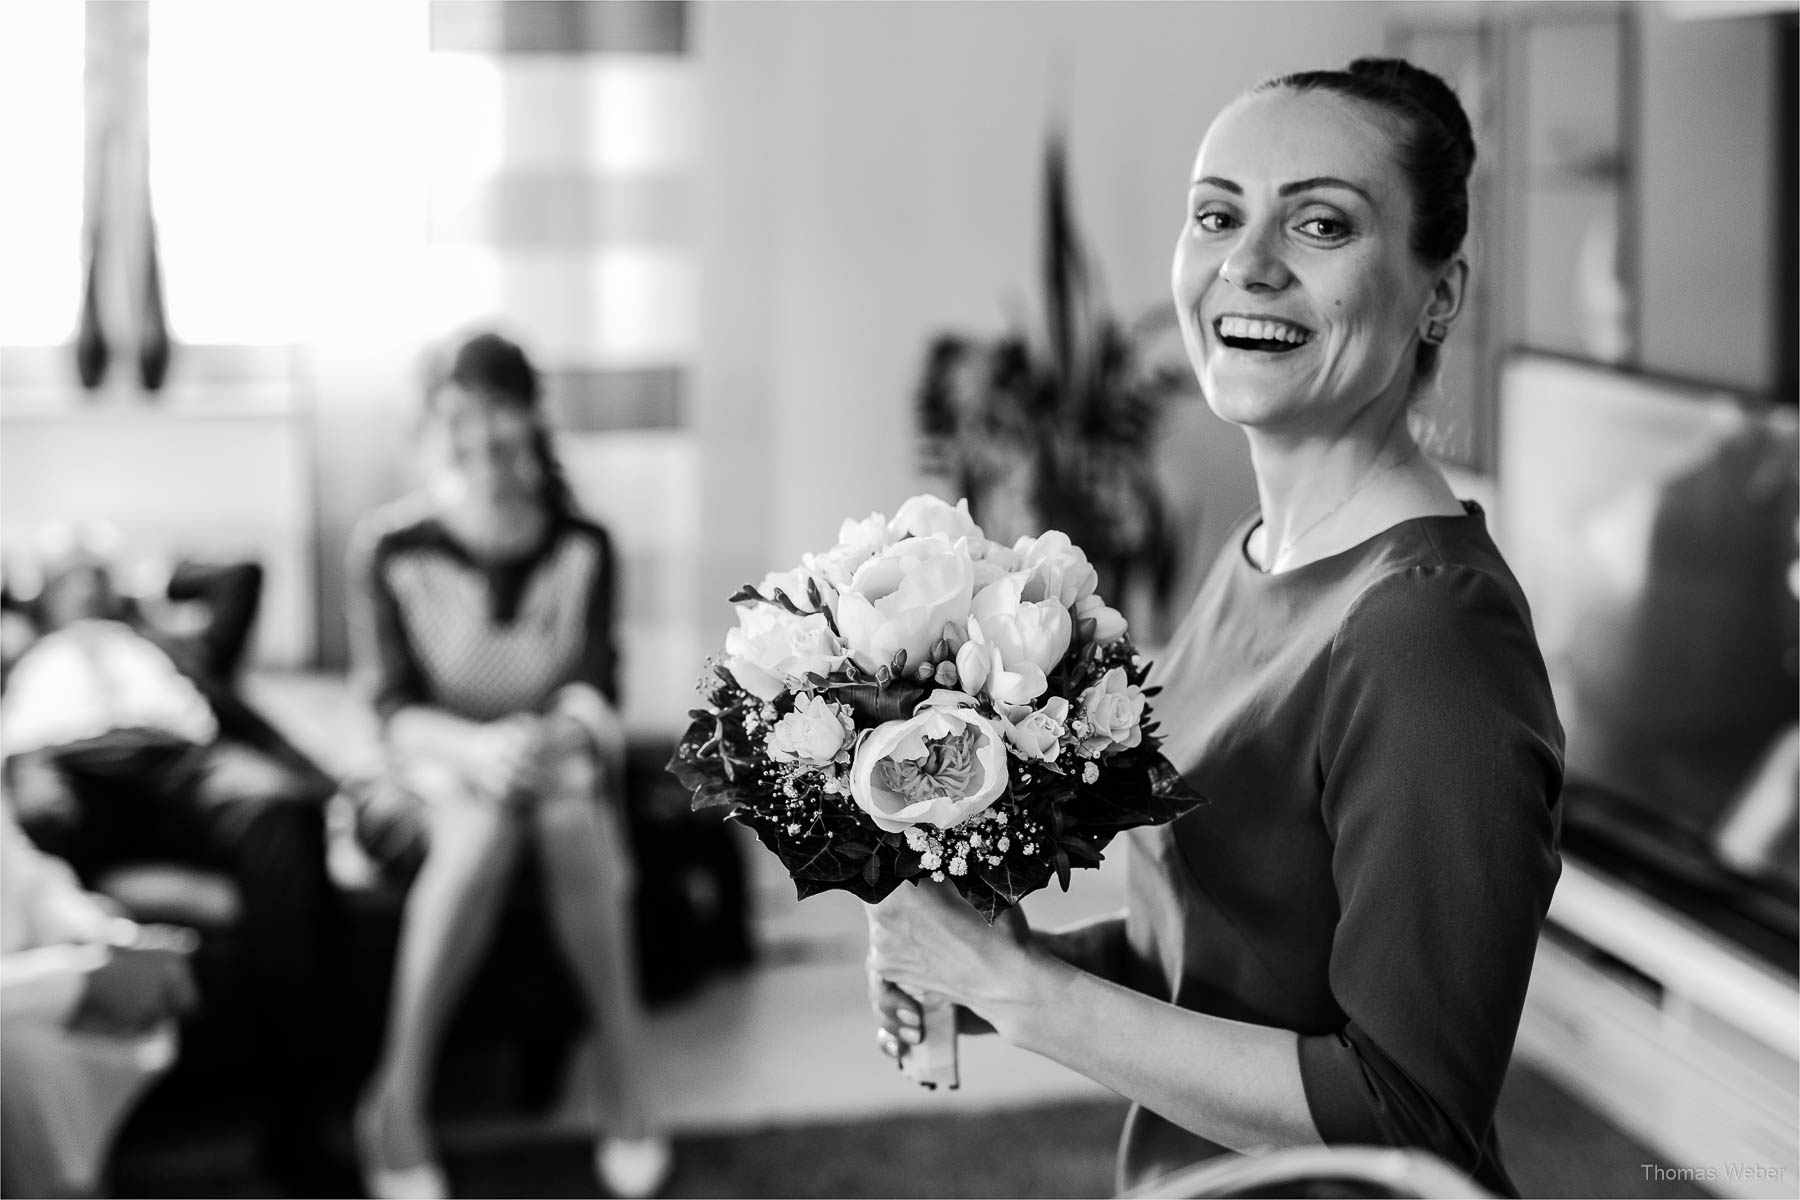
1123, 1145, 1492, 1199
0, 805, 191, 1198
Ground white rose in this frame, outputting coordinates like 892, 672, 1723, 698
888, 494, 981, 542
849, 704, 1008, 832
724, 604, 846, 702
1074, 593, 1128, 644
836, 535, 976, 675
1076, 666, 1146, 755
766, 693, 853, 765
1001, 695, 1070, 761
1013, 530, 1100, 608
970, 573, 1073, 678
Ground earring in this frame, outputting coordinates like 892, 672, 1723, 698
1423, 319, 1451, 345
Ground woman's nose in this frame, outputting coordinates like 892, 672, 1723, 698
1218, 223, 1291, 292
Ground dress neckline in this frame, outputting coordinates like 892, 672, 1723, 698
1237, 500, 1484, 580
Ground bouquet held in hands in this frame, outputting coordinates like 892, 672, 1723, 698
668, 494, 1201, 1086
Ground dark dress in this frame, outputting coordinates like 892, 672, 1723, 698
349, 498, 619, 730
1116, 502, 1564, 1198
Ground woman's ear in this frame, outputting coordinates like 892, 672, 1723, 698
1421, 255, 1470, 337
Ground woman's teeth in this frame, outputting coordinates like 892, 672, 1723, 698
1216, 315, 1311, 351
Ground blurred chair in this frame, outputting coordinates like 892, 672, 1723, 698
1122, 1146, 1493, 1199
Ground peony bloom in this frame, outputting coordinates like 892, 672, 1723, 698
1001, 695, 1070, 761
849, 702, 1008, 832
1076, 666, 1146, 755
766, 693, 853, 765
836, 535, 976, 675
724, 604, 846, 702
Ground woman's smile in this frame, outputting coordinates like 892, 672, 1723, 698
1212, 313, 1316, 354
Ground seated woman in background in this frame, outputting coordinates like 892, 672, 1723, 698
348, 331, 670, 1200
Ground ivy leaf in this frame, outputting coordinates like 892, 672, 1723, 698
974, 853, 1055, 912
1057, 833, 1103, 865
1058, 747, 1204, 831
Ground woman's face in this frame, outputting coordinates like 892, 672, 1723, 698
426, 384, 545, 511
1171, 88, 1452, 436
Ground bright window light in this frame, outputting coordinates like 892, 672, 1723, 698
0, 1, 84, 346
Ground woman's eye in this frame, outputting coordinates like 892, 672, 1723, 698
1194, 209, 1235, 233
1297, 215, 1351, 241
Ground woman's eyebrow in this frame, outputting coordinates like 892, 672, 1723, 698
1277, 176, 1373, 204
1190, 175, 1374, 206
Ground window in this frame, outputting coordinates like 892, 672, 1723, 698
0, 2, 84, 346
0, 0, 429, 362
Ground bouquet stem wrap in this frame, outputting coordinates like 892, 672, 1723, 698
899, 987, 959, 1090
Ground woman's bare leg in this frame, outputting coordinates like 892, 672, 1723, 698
531, 750, 655, 1139
361, 787, 526, 1170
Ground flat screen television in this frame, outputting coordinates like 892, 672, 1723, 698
1495, 352, 1799, 970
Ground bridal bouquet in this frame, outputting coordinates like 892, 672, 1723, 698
668, 494, 1201, 1085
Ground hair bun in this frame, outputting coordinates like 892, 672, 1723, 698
1347, 57, 1476, 174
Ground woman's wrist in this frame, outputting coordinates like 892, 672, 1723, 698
983, 938, 1084, 1047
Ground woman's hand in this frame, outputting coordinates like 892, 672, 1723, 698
865, 881, 1035, 1057
470, 715, 548, 803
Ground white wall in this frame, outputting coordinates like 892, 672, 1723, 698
691, 1, 1390, 641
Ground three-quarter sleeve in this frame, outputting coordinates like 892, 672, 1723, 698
1300, 564, 1564, 1173
567, 522, 620, 706
345, 517, 425, 728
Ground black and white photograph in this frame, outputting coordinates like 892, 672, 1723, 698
0, 2, 1794, 1198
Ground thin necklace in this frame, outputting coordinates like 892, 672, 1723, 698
1261, 444, 1424, 574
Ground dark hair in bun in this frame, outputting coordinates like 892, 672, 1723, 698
1260, 57, 1476, 267
423, 329, 577, 518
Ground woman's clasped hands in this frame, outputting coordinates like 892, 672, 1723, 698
865, 880, 1039, 1059
466, 709, 596, 807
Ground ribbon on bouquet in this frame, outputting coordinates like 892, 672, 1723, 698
897, 987, 959, 1090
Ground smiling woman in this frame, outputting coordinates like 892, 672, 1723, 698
866, 57, 1564, 1200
